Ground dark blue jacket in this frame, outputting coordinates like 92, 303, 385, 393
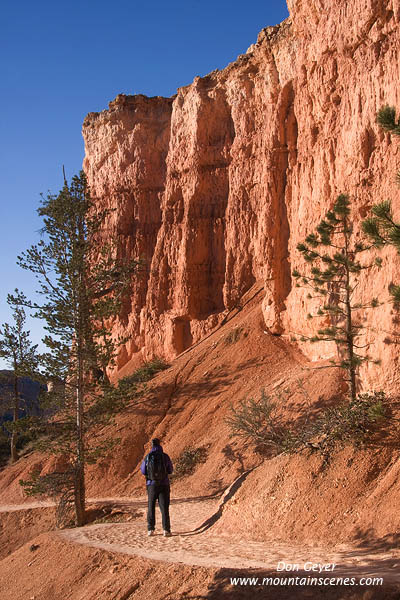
140, 445, 173, 486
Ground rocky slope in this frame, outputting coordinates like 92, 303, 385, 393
83, 0, 400, 392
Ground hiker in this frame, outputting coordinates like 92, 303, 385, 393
140, 438, 173, 537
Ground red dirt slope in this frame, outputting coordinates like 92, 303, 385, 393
0, 283, 340, 505
1, 283, 399, 549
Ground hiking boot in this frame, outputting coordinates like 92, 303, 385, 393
163, 530, 171, 537
147, 530, 155, 537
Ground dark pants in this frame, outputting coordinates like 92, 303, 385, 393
146, 484, 171, 532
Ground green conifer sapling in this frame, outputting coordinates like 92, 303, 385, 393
293, 194, 381, 401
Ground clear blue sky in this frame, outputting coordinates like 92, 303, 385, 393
0, 0, 289, 368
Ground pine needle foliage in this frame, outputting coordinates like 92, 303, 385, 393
362, 105, 400, 304
13, 171, 140, 527
376, 105, 400, 137
19, 467, 76, 528
117, 358, 169, 387
105, 358, 170, 408
362, 201, 400, 305
293, 194, 381, 401
0, 293, 40, 462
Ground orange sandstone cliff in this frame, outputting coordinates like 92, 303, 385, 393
83, 0, 400, 391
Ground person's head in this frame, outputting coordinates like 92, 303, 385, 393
152, 438, 161, 447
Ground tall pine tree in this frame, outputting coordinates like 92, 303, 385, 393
293, 194, 381, 401
15, 171, 138, 526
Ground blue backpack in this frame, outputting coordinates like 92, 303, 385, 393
146, 451, 167, 482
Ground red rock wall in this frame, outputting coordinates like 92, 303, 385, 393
83, 0, 400, 390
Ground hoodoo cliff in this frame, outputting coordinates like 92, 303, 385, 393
83, 0, 400, 391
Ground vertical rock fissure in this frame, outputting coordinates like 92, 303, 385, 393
269, 81, 297, 334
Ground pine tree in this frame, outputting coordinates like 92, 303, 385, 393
293, 194, 381, 401
376, 105, 400, 136
0, 292, 39, 462
14, 171, 138, 526
362, 105, 400, 302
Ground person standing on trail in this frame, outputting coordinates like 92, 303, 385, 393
140, 438, 173, 537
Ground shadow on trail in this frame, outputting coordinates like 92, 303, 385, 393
181, 567, 400, 600
91, 471, 254, 535
351, 529, 400, 553
179, 470, 253, 536
90, 493, 222, 513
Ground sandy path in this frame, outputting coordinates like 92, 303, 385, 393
54, 496, 400, 583
0, 501, 56, 512
2, 495, 400, 584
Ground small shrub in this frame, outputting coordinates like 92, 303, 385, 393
225, 389, 298, 454
226, 389, 389, 458
304, 391, 387, 454
224, 327, 243, 345
171, 446, 208, 479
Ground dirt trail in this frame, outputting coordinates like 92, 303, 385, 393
30, 495, 400, 583
0, 501, 55, 512
1, 494, 400, 594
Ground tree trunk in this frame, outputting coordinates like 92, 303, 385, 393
73, 349, 86, 526
74, 213, 86, 527
10, 373, 19, 463
344, 223, 357, 402
74, 323, 86, 526
74, 459, 85, 526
